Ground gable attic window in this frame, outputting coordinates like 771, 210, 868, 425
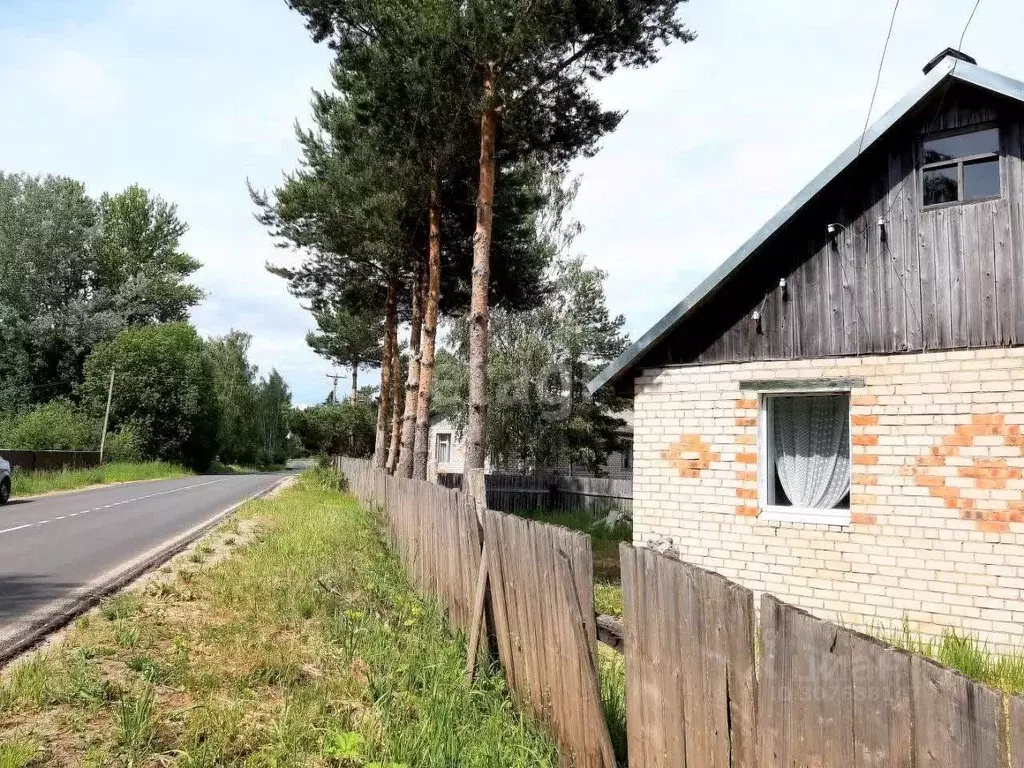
759, 393, 851, 526
921, 125, 1001, 207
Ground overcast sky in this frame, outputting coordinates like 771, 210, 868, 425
2, 0, 1022, 406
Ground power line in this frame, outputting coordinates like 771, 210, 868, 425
958, 0, 983, 53
857, 0, 902, 158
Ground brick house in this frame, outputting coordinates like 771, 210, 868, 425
590, 50, 1024, 650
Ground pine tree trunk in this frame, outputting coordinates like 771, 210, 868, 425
351, 366, 358, 399
373, 276, 398, 468
386, 339, 401, 472
413, 182, 443, 480
396, 255, 424, 478
464, 74, 498, 472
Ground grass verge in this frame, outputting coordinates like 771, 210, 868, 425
0, 469, 558, 766
10, 462, 190, 498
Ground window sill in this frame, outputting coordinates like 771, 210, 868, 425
760, 505, 851, 527
921, 194, 1001, 212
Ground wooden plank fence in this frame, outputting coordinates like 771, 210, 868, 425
339, 457, 1020, 768
438, 471, 633, 515
483, 508, 613, 767
621, 544, 757, 768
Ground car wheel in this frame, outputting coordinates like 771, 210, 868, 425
0, 478, 9, 505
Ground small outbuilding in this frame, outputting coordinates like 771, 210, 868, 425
591, 50, 1024, 650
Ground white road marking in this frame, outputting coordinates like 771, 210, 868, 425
0, 524, 32, 535
0, 479, 229, 538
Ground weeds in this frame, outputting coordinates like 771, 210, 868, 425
116, 685, 156, 764
0, 741, 39, 768
598, 645, 628, 763
11, 462, 189, 498
100, 594, 141, 622
884, 618, 1024, 693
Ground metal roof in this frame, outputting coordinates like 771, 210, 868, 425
588, 55, 1024, 395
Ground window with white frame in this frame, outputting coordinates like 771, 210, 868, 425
435, 433, 452, 464
759, 392, 851, 525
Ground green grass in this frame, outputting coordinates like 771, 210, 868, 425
0, 469, 558, 766
0, 741, 39, 768
11, 462, 190, 498
884, 618, 1024, 693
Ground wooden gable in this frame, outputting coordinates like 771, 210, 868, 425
631, 81, 1024, 376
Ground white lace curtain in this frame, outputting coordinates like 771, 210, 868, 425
772, 395, 850, 509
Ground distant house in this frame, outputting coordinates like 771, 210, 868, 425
427, 412, 634, 480
591, 49, 1024, 650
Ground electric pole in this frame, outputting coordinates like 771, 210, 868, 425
99, 367, 115, 461
326, 372, 344, 403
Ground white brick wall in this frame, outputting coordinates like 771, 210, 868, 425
634, 347, 1024, 652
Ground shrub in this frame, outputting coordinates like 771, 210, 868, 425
104, 424, 145, 463
0, 400, 99, 451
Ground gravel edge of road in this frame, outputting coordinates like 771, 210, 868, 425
0, 475, 291, 668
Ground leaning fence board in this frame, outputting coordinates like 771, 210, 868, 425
911, 654, 1002, 768
621, 544, 756, 768
482, 508, 607, 767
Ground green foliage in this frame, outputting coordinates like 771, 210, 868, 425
439, 193, 631, 473
116, 685, 157, 764
306, 307, 383, 397
205, 331, 293, 468
0, 174, 203, 407
0, 400, 99, 451
886, 620, 1024, 693
105, 424, 145, 463
0, 740, 39, 768
323, 730, 364, 760
94, 185, 205, 325
80, 323, 219, 470
290, 399, 377, 458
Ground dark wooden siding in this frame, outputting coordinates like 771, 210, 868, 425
641, 83, 1024, 369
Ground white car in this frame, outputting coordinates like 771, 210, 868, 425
0, 455, 10, 505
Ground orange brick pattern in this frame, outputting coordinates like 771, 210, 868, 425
632, 346, 1024, 654
662, 434, 719, 478
906, 415, 1024, 530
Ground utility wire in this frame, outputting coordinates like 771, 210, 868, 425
958, 0, 983, 53
857, 0, 902, 158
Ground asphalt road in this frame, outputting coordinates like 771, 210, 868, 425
0, 472, 286, 641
